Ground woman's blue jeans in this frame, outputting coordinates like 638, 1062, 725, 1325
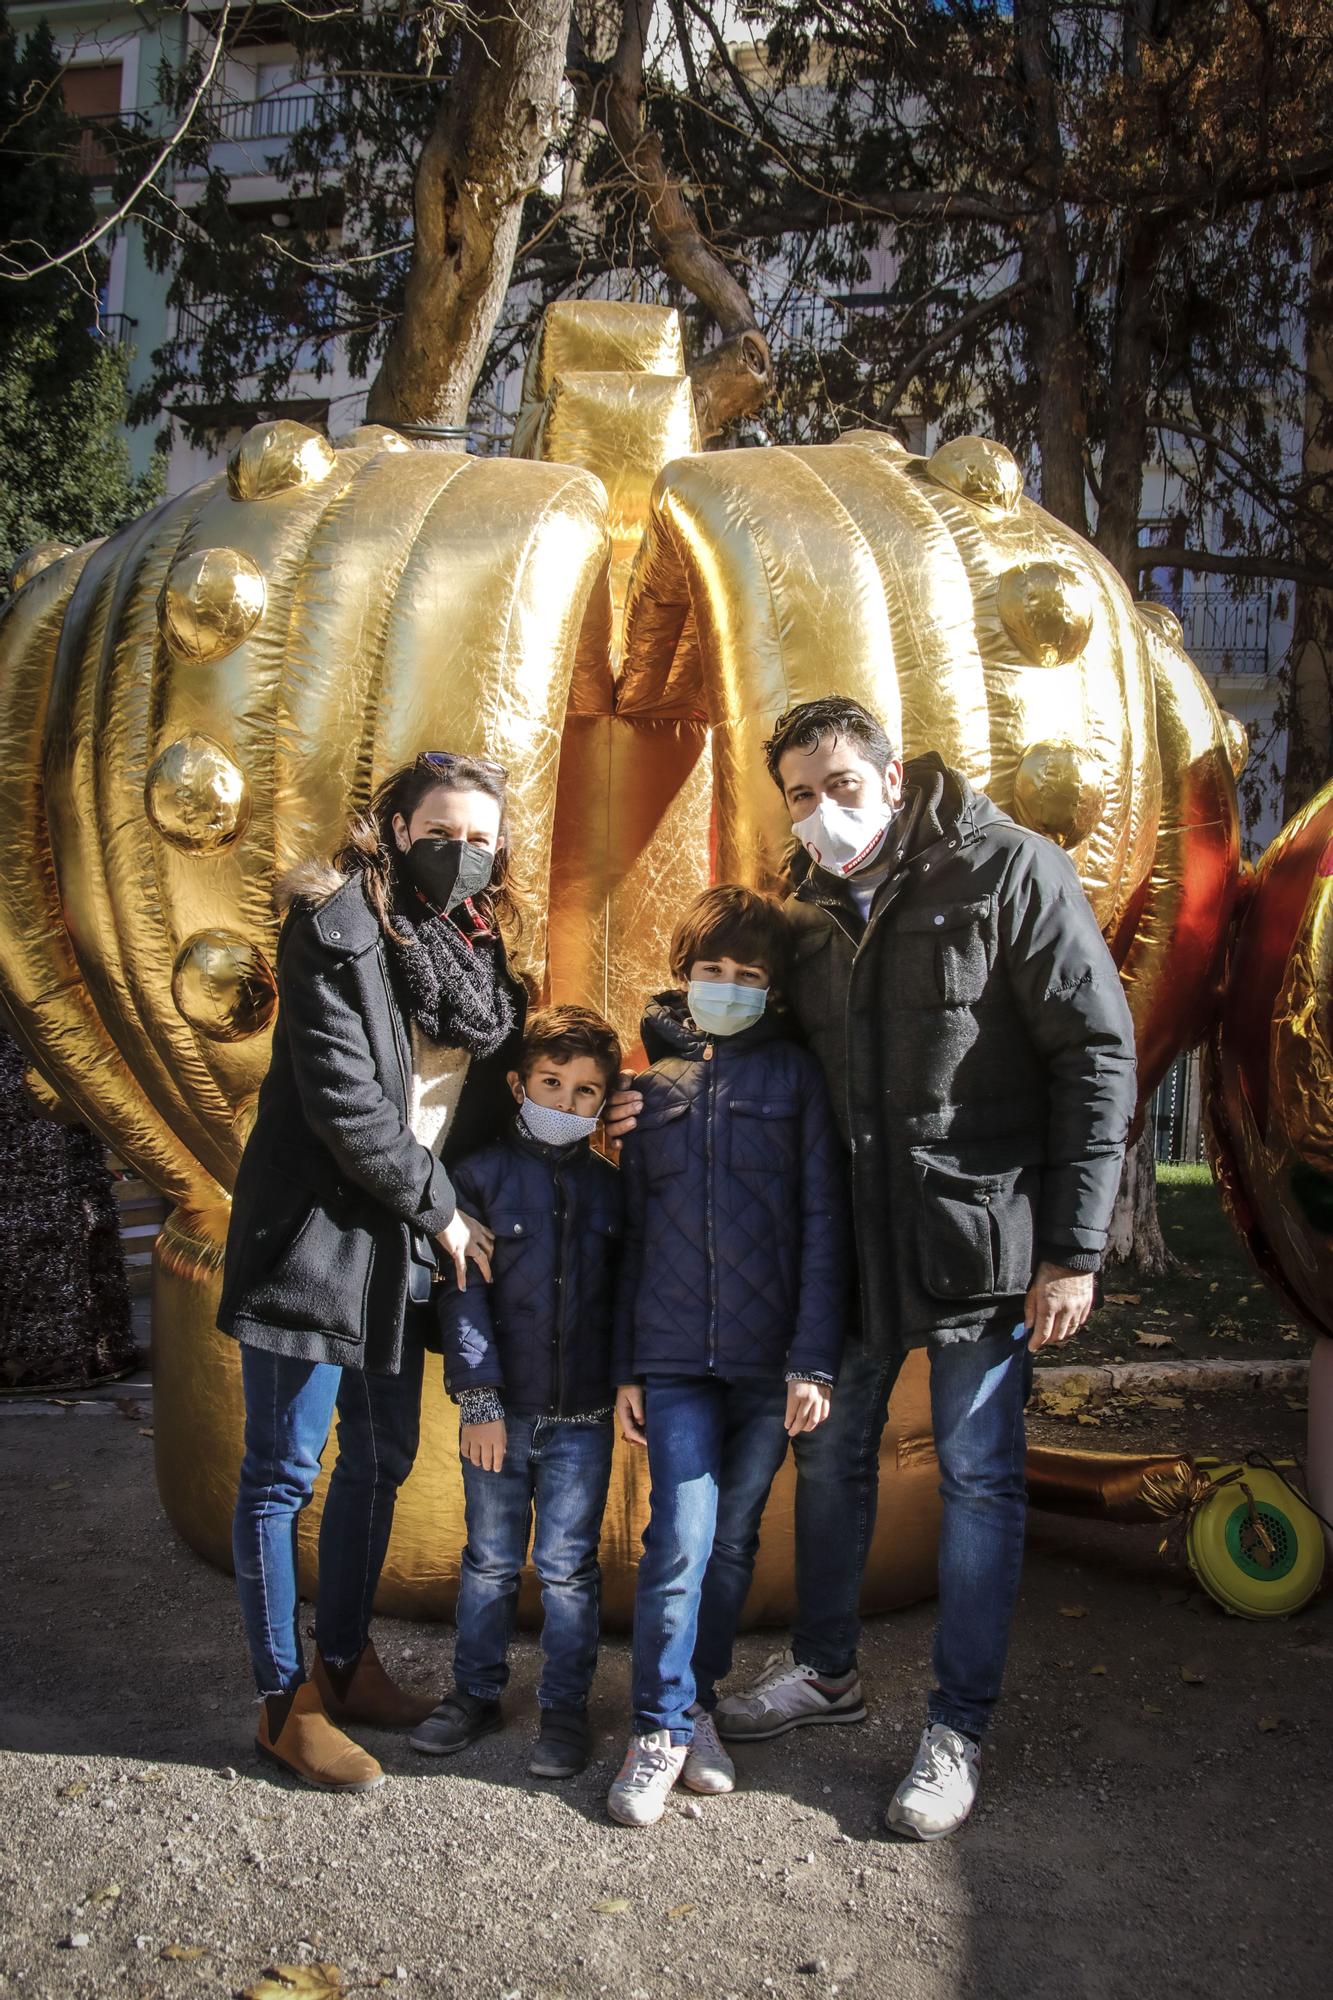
631, 1375, 791, 1744
232, 1342, 424, 1696
453, 1414, 615, 1712
790, 1326, 1031, 1738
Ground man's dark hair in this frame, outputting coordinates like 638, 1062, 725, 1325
668, 884, 791, 991
761, 696, 898, 791
519, 1005, 622, 1087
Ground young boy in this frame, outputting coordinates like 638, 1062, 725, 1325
607, 886, 847, 1827
411, 1004, 624, 1781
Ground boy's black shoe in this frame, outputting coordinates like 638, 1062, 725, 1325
528, 1706, 590, 1779
409, 1690, 503, 1757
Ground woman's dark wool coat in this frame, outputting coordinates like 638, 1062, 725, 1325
785, 755, 1138, 1353
217, 864, 525, 1373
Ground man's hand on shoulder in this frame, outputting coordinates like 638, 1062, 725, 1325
603, 1069, 644, 1145
1024, 1261, 1096, 1353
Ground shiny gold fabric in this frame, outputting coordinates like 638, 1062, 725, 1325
1204, 780, 1333, 1334
0, 299, 1246, 1625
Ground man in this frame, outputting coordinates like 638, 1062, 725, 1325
610, 695, 1137, 1839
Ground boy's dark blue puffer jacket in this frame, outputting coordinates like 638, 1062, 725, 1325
612, 994, 848, 1384
438, 1119, 623, 1417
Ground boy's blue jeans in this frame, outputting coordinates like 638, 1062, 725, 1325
632, 1375, 791, 1743
454, 1414, 615, 1712
232, 1342, 424, 1696
791, 1325, 1031, 1738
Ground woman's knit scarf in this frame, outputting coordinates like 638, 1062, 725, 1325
386, 890, 516, 1059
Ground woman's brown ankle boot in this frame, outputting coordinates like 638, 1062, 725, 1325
256, 1681, 384, 1792
312, 1639, 437, 1729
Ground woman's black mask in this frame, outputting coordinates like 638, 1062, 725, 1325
402, 837, 495, 915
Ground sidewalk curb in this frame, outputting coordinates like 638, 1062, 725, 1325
1031, 1355, 1309, 1410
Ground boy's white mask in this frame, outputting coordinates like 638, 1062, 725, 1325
792, 796, 896, 878
517, 1096, 600, 1146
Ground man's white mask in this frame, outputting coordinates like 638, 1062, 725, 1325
792, 796, 895, 879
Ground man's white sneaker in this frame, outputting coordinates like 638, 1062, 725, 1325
606, 1729, 688, 1827
680, 1704, 736, 1795
713, 1650, 866, 1742
885, 1724, 982, 1841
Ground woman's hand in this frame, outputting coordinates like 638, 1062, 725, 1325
602, 1071, 644, 1145
784, 1380, 831, 1435
436, 1209, 495, 1290
461, 1418, 507, 1473
616, 1382, 647, 1446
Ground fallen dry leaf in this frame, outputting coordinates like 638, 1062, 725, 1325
1179, 1665, 1206, 1686
1105, 1292, 1141, 1305
1135, 1330, 1174, 1349
666, 1902, 697, 1920
1059, 1604, 1090, 1619
1257, 1716, 1281, 1733
160, 1944, 208, 1962
58, 1781, 88, 1798
1147, 1395, 1185, 1410
1089, 1665, 1107, 1677
1142, 1703, 1164, 1716
1075, 1412, 1102, 1426
241, 1966, 342, 2000
88, 1883, 121, 1906
592, 1898, 631, 1917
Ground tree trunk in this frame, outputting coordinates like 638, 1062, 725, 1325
1285, 224, 1333, 816
1104, 1122, 1173, 1276
1014, 1, 1088, 533
0, 1027, 135, 1389
366, 0, 575, 429
569, 0, 773, 437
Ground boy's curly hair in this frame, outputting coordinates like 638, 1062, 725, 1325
668, 885, 790, 991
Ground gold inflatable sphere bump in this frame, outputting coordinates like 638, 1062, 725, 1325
1221, 711, 1250, 778
159, 549, 266, 665
145, 734, 251, 853
334, 424, 411, 453
226, 419, 337, 501
231, 1093, 259, 1149
1012, 740, 1106, 848
9, 539, 77, 594
21, 1064, 73, 1121
171, 931, 277, 1043
996, 558, 1096, 667
925, 433, 1023, 512
1134, 600, 1185, 649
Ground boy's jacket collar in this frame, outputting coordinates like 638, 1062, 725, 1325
640, 989, 785, 1064
504, 1111, 591, 1167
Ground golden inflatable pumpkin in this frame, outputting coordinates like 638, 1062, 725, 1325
0, 301, 1241, 1624
1204, 780, 1333, 1336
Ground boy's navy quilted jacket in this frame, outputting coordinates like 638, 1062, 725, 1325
438, 1119, 623, 1417
612, 994, 848, 1385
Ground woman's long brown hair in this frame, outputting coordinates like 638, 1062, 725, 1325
332, 753, 526, 948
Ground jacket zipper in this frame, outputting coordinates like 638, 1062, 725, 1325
705, 1041, 718, 1372
553, 1168, 568, 1415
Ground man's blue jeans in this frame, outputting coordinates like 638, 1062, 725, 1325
632, 1375, 791, 1744
232, 1341, 424, 1696
791, 1327, 1030, 1738
454, 1415, 615, 1712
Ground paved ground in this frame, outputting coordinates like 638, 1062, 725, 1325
0, 1395, 1328, 2000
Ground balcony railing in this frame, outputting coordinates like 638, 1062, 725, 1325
1177, 590, 1273, 676
208, 92, 324, 143
69, 110, 149, 186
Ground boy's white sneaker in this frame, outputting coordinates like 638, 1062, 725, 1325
713, 1650, 866, 1741
885, 1724, 982, 1841
680, 1704, 735, 1795
606, 1729, 688, 1827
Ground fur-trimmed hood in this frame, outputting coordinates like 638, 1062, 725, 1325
274, 857, 350, 917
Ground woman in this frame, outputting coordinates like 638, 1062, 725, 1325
218, 751, 527, 1792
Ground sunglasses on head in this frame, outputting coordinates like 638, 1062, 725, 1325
423, 750, 508, 782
